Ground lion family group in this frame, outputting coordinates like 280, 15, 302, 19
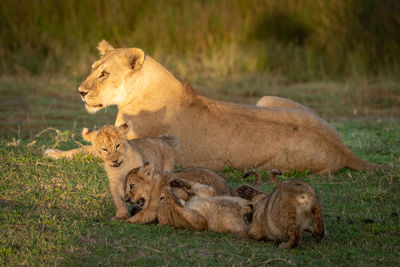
79, 122, 325, 249
45, 41, 379, 249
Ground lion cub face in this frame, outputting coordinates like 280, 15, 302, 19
82, 123, 129, 168
78, 40, 146, 113
124, 163, 155, 210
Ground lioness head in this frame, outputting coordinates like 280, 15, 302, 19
78, 40, 146, 113
82, 122, 131, 167
124, 162, 155, 210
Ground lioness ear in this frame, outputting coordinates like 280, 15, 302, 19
97, 39, 115, 56
139, 162, 154, 179
127, 48, 146, 71
82, 128, 97, 143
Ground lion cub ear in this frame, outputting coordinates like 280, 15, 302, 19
82, 128, 98, 143
117, 122, 131, 138
127, 48, 146, 71
97, 39, 115, 56
139, 162, 154, 180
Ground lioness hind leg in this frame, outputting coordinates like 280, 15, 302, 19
163, 188, 208, 231
256, 96, 315, 114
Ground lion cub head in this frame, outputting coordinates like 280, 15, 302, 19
78, 40, 146, 113
82, 123, 131, 168
124, 162, 156, 210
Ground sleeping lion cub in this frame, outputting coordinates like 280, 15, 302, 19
123, 162, 240, 224
82, 122, 178, 220
236, 169, 325, 249
158, 178, 253, 236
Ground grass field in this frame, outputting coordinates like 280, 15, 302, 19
0, 73, 399, 266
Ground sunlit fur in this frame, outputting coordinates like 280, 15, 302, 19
236, 170, 325, 249
82, 123, 178, 220
46, 40, 379, 174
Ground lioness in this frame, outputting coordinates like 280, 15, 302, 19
123, 163, 244, 224
159, 178, 252, 236
81, 122, 178, 220
45, 40, 378, 174
236, 169, 325, 249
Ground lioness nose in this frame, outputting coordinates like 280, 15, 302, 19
79, 90, 88, 97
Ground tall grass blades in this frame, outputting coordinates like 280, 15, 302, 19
0, 0, 399, 81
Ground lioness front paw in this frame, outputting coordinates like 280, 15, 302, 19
44, 148, 63, 159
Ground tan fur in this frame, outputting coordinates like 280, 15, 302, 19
256, 96, 316, 114
123, 164, 236, 224
81, 123, 178, 220
44, 40, 379, 174
236, 169, 325, 249
159, 178, 252, 235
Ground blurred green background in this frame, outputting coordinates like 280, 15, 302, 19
1, 0, 399, 81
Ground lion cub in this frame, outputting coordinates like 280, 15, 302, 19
123, 163, 237, 224
236, 169, 325, 249
158, 178, 253, 236
82, 122, 178, 220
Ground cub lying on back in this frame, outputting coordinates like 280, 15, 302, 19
123, 163, 247, 224
82, 122, 178, 220
159, 178, 253, 236
236, 169, 325, 249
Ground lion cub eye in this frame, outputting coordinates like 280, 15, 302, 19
102, 148, 108, 153
115, 144, 120, 150
98, 70, 109, 79
129, 184, 135, 190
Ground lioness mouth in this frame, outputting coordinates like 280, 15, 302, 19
87, 103, 103, 108
110, 160, 123, 167
83, 100, 103, 108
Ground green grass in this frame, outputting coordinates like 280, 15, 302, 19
0, 76, 400, 265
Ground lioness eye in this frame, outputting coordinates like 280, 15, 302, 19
98, 70, 108, 79
102, 148, 108, 153
130, 184, 134, 190
115, 144, 120, 150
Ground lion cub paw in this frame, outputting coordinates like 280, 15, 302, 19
278, 241, 293, 250
170, 179, 191, 190
44, 148, 63, 159
164, 188, 184, 207
112, 210, 130, 221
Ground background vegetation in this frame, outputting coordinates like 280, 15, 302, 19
1, 0, 399, 81
0, 1, 399, 265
